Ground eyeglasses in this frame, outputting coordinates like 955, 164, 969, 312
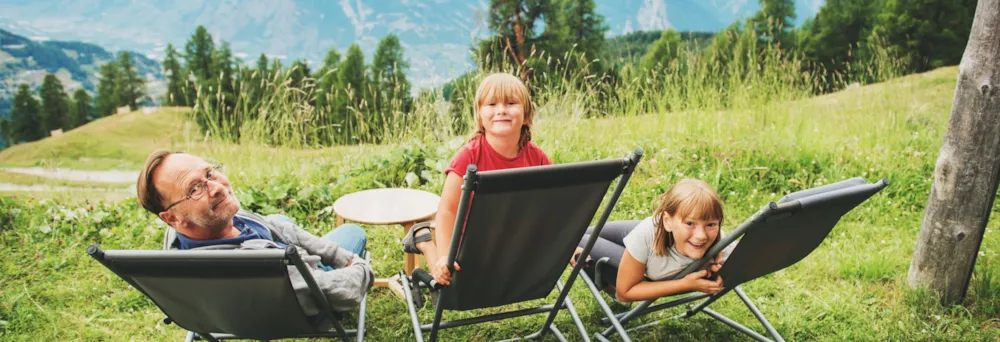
163, 165, 224, 212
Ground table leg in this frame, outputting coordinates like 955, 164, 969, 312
336, 215, 344, 226
403, 221, 417, 276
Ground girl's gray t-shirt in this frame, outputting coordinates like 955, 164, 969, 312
622, 217, 734, 281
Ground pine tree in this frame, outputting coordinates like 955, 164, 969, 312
557, 0, 607, 71
10, 83, 43, 142
372, 34, 412, 115
211, 40, 236, 111
114, 51, 146, 110
63, 93, 77, 131
484, 0, 554, 79
95, 61, 120, 117
288, 60, 311, 90
800, 0, 874, 88
752, 0, 796, 48
162, 43, 187, 106
338, 44, 366, 141
869, 0, 977, 72
39, 74, 70, 134
72, 88, 92, 126
0, 117, 11, 147
185, 26, 216, 83
315, 47, 343, 127
255, 53, 269, 79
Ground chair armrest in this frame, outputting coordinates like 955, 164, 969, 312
412, 268, 445, 291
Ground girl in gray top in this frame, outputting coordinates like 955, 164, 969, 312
573, 178, 733, 302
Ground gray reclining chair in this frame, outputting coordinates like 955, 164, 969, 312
401, 149, 644, 342
87, 228, 368, 342
583, 177, 889, 342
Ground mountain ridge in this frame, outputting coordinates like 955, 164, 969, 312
0, 28, 165, 118
0, 0, 822, 89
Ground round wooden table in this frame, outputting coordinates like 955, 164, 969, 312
333, 188, 440, 298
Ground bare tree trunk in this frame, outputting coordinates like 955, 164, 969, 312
908, 0, 1000, 304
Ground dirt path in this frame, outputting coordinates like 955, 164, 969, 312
1, 167, 137, 184
0, 183, 133, 193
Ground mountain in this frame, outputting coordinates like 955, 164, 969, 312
0, 0, 823, 90
0, 29, 164, 118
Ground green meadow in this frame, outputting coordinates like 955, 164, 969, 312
1, 66, 998, 341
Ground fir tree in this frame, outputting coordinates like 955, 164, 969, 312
72, 88, 92, 126
372, 34, 412, 114
95, 61, 120, 117
162, 43, 187, 106
10, 83, 42, 142
114, 51, 146, 110
38, 74, 70, 133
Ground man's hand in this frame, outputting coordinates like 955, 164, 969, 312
431, 259, 461, 285
682, 269, 724, 294
345, 254, 355, 267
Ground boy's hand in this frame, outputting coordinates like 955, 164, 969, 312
683, 269, 724, 294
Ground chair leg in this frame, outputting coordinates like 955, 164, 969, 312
734, 286, 784, 342
428, 279, 447, 342
357, 291, 368, 342
701, 308, 775, 342
580, 272, 631, 342
184, 331, 195, 342
196, 333, 219, 342
549, 324, 568, 342
400, 272, 425, 342
558, 281, 591, 342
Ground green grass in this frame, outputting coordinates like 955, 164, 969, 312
1, 66, 999, 341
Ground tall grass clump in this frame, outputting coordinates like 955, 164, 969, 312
189, 20, 912, 150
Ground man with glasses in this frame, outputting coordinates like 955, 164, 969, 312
136, 150, 373, 315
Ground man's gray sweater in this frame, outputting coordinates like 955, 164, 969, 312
164, 210, 374, 315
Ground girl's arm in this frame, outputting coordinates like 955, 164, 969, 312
434, 172, 463, 257
429, 172, 464, 284
615, 250, 723, 302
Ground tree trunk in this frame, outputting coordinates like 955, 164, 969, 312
908, 0, 1000, 304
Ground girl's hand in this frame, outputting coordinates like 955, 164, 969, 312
683, 269, 724, 294
570, 247, 592, 267
431, 259, 461, 285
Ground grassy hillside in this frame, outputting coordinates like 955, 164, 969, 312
0, 107, 196, 170
1, 66, 999, 341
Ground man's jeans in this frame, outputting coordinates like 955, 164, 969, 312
266, 214, 367, 266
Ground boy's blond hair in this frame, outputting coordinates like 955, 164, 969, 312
471, 73, 535, 150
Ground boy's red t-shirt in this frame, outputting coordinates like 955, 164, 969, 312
445, 135, 551, 177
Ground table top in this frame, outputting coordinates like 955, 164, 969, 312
333, 188, 441, 225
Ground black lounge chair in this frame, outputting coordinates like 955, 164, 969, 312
402, 149, 644, 342
582, 177, 889, 342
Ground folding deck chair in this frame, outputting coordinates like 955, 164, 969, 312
582, 177, 889, 342
86, 226, 369, 342
400, 149, 644, 342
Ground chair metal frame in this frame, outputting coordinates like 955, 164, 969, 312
403, 149, 644, 342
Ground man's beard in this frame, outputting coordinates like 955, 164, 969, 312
190, 187, 242, 230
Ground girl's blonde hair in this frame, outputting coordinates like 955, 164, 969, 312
471, 73, 535, 150
651, 178, 724, 256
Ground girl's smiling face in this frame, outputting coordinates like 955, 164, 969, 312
663, 212, 720, 259
477, 95, 525, 139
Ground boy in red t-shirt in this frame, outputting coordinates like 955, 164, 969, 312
403, 73, 551, 286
